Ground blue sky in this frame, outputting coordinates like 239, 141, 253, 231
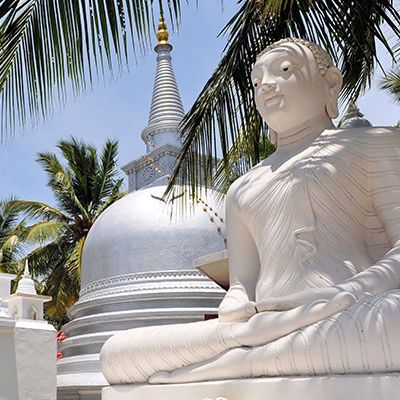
0, 2, 399, 207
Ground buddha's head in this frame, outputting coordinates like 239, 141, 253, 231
251, 38, 342, 138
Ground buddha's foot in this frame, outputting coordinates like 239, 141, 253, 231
149, 348, 250, 384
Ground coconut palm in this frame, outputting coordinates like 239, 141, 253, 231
0, 196, 63, 297
12, 137, 125, 324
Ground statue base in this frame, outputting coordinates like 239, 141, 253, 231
102, 373, 400, 400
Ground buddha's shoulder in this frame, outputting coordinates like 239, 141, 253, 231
324, 126, 400, 146
322, 127, 400, 163
226, 160, 266, 202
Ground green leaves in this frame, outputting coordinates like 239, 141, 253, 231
0, 0, 183, 140
0, 197, 27, 269
381, 70, 400, 102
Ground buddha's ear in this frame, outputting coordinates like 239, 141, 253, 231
324, 66, 342, 119
269, 128, 278, 145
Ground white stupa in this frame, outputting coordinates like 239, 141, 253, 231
57, 15, 226, 400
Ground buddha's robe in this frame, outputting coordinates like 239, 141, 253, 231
101, 127, 400, 384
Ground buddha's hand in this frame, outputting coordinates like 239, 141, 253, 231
218, 283, 257, 322
218, 300, 257, 322
256, 286, 351, 312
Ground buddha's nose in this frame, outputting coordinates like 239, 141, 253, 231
260, 80, 276, 92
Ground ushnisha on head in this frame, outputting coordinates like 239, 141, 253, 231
251, 38, 343, 139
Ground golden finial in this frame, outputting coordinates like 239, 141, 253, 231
156, 14, 169, 45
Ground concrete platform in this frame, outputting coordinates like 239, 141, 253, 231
102, 373, 400, 400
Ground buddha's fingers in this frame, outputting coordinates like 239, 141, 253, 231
234, 291, 356, 347
218, 300, 257, 322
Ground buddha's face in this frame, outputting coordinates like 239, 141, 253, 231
251, 42, 339, 133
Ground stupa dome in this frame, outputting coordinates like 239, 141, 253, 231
81, 181, 226, 288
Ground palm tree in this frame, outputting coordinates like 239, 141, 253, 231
12, 137, 125, 325
0, 196, 62, 297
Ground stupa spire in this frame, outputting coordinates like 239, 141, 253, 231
123, 13, 185, 191
140, 14, 184, 152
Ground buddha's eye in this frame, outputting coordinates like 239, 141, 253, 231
280, 61, 292, 73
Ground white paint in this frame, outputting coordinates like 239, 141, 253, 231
0, 268, 56, 400
14, 320, 57, 400
0, 318, 56, 400
0, 273, 16, 316
100, 38, 400, 388
0, 317, 19, 400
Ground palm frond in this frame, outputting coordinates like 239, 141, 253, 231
37, 151, 90, 219
381, 69, 400, 102
0, 197, 27, 265
0, 0, 183, 140
168, 0, 400, 196
57, 137, 99, 211
42, 237, 85, 320
93, 139, 121, 207
25, 220, 67, 244
10, 199, 71, 222
213, 120, 275, 195
25, 240, 64, 277
0, 196, 20, 238
64, 236, 85, 290
94, 183, 126, 217
0, 230, 24, 261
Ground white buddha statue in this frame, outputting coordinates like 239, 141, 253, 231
100, 38, 400, 385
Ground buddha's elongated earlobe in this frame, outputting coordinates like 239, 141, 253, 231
324, 66, 342, 119
269, 128, 278, 145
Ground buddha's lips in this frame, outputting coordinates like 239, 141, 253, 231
263, 93, 283, 106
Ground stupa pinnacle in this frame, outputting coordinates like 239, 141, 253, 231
156, 13, 169, 45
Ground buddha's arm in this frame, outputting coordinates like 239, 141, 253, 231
218, 190, 260, 322
337, 158, 400, 296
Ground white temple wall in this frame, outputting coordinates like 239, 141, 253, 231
14, 321, 56, 400
0, 320, 57, 400
0, 319, 18, 400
